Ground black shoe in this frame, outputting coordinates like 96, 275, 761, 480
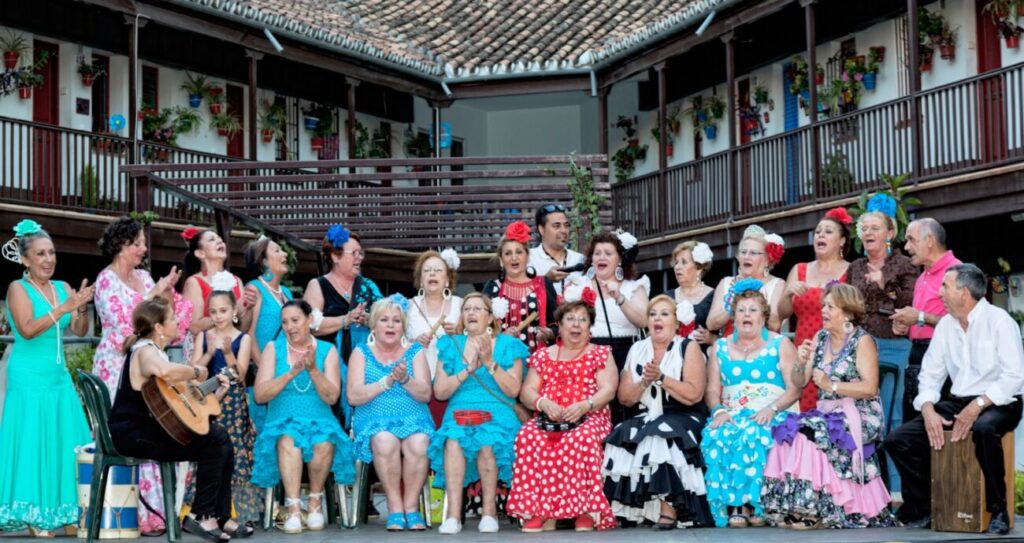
986, 511, 1010, 535
904, 515, 931, 529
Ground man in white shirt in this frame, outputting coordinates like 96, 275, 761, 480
884, 264, 1024, 535
528, 203, 584, 295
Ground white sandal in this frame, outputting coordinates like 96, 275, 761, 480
282, 497, 303, 534
306, 492, 325, 531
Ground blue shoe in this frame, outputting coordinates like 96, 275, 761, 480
386, 512, 406, 531
406, 511, 426, 531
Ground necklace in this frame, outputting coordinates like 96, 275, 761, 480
286, 337, 314, 355
736, 336, 762, 359
25, 277, 63, 365
825, 331, 853, 357
259, 276, 285, 303
287, 339, 316, 393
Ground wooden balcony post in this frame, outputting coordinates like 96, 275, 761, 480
427, 99, 453, 181
723, 32, 737, 216
346, 77, 359, 174
246, 50, 263, 161
133, 174, 153, 260
124, 15, 147, 164
802, 0, 822, 201
598, 87, 609, 157
907, 0, 923, 180
656, 63, 668, 232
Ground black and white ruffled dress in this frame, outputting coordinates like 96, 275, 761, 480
602, 337, 714, 527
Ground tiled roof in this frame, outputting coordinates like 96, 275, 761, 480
170, 0, 724, 80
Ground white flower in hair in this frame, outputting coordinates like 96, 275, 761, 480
691, 242, 714, 264
563, 284, 584, 303
440, 248, 461, 271
490, 297, 510, 320
210, 270, 236, 292
676, 300, 696, 325
764, 233, 785, 247
615, 229, 638, 251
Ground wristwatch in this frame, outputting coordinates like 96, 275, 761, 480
654, 373, 664, 387
917, 311, 926, 327
976, 397, 986, 409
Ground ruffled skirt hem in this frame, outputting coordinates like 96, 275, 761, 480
251, 417, 355, 487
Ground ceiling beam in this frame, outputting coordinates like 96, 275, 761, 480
449, 75, 592, 99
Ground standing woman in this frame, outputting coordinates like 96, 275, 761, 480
564, 230, 649, 424
778, 208, 852, 411
0, 220, 94, 535
304, 224, 382, 371
671, 241, 716, 349
242, 236, 293, 430
706, 225, 786, 335
406, 249, 462, 380
92, 217, 192, 535
180, 228, 252, 357
482, 221, 557, 353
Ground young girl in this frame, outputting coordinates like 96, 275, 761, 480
190, 290, 260, 535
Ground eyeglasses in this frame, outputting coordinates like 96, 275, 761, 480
342, 250, 365, 258
462, 306, 490, 314
422, 267, 446, 274
738, 250, 765, 257
563, 316, 590, 325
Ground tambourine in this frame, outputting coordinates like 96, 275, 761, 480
454, 410, 492, 426
536, 413, 586, 432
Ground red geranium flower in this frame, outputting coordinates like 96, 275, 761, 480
505, 221, 532, 244
181, 226, 201, 242
765, 242, 785, 265
581, 287, 597, 307
825, 207, 853, 226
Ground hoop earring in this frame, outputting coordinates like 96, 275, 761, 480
486, 326, 493, 337
443, 287, 452, 300
261, 267, 274, 282
417, 288, 425, 298
585, 266, 597, 280
232, 314, 239, 324
367, 331, 376, 346
400, 336, 409, 348
614, 266, 624, 281
843, 320, 854, 334
526, 266, 536, 279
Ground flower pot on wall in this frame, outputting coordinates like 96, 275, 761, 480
1007, 35, 1021, 49
261, 129, 274, 143
310, 136, 324, 152
703, 125, 717, 140
304, 116, 319, 131
939, 44, 956, 60
18, 87, 31, 99
188, 94, 202, 108
81, 74, 94, 87
815, 72, 825, 86
921, 60, 932, 72
3, 52, 19, 71
209, 103, 222, 116
665, 143, 674, 157
863, 72, 877, 91
627, 138, 639, 148
217, 128, 229, 137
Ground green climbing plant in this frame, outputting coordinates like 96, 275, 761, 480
567, 154, 605, 242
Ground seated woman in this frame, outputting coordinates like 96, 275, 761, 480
761, 284, 894, 529
347, 294, 435, 531
603, 294, 713, 530
429, 293, 529, 534
107, 298, 237, 541
701, 280, 800, 528
251, 300, 354, 534
506, 299, 619, 532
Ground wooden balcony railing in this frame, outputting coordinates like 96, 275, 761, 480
122, 156, 611, 254
613, 61, 1024, 239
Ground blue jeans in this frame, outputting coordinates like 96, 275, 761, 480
875, 336, 911, 494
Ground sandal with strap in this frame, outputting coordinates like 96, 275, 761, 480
221, 521, 255, 539
653, 514, 677, 531
386, 512, 407, 532
790, 517, 822, 531
727, 513, 749, 528
183, 516, 231, 542
747, 514, 766, 527
406, 511, 427, 531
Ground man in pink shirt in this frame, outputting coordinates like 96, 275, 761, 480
892, 218, 961, 418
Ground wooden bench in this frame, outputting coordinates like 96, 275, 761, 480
931, 431, 1015, 532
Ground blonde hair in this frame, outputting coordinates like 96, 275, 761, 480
824, 283, 867, 325
671, 240, 713, 277
456, 292, 501, 334
367, 297, 407, 332
857, 211, 896, 237
647, 293, 677, 316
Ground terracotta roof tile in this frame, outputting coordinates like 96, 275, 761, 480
171, 0, 722, 79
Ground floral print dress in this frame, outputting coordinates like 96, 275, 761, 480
92, 268, 192, 533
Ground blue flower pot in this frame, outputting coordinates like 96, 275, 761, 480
800, 89, 810, 103
703, 125, 717, 140
188, 94, 202, 108
863, 72, 877, 91
303, 116, 319, 131
696, 111, 707, 123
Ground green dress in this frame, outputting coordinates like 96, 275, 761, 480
0, 279, 91, 531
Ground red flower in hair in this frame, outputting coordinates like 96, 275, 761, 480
181, 227, 201, 242
765, 242, 785, 265
581, 287, 597, 308
825, 207, 853, 226
505, 221, 532, 244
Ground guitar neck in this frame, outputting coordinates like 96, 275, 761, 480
196, 375, 222, 396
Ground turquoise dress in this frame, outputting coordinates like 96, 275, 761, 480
351, 343, 434, 462
250, 338, 355, 487
0, 280, 90, 530
701, 334, 791, 527
248, 280, 293, 431
427, 335, 528, 488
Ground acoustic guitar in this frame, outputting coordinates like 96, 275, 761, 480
142, 367, 237, 445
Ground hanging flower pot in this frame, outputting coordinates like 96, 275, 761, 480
188, 94, 202, 108
1007, 35, 1021, 49
815, 71, 825, 86
2, 51, 18, 71
217, 128, 230, 137
310, 136, 324, 152
18, 86, 31, 99
920, 60, 932, 72
81, 73, 94, 87
939, 44, 956, 60
763, 111, 770, 123
696, 110, 707, 124
261, 129, 274, 143
627, 138, 639, 148
665, 143, 674, 157
209, 102, 223, 116
703, 125, 717, 140
863, 72, 877, 91
304, 116, 319, 131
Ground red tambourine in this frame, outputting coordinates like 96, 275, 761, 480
454, 410, 492, 426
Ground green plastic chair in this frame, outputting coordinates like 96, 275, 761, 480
75, 370, 179, 543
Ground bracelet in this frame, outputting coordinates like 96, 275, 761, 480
769, 404, 779, 413
710, 403, 726, 413
399, 374, 411, 385
377, 377, 392, 391
587, 398, 595, 411
711, 407, 727, 418
535, 396, 548, 411
616, 295, 626, 306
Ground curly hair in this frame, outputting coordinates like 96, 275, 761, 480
554, 299, 596, 326
671, 240, 712, 278
455, 292, 502, 334
583, 231, 637, 280
731, 289, 770, 319
321, 231, 362, 271
818, 215, 851, 257
413, 250, 457, 290
98, 217, 143, 260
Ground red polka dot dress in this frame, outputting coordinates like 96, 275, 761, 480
793, 263, 847, 411
506, 345, 616, 530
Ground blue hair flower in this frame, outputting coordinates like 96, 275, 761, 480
865, 193, 897, 219
326, 224, 350, 249
13, 219, 43, 237
724, 278, 764, 316
386, 293, 410, 314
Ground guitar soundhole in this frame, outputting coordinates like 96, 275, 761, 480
189, 384, 207, 405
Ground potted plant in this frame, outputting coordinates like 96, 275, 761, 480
611, 117, 648, 181
815, 64, 825, 86
78, 61, 105, 87
919, 42, 935, 72
614, 116, 640, 147
139, 106, 177, 149
15, 51, 47, 100
0, 31, 28, 71
351, 119, 370, 157
180, 72, 213, 108
936, 22, 959, 60
864, 46, 884, 90
701, 94, 725, 140
982, 0, 1011, 23
169, 105, 202, 136
999, 19, 1023, 48
404, 126, 432, 163
209, 111, 241, 138
258, 101, 285, 143
788, 55, 810, 98
207, 90, 225, 116
753, 84, 770, 106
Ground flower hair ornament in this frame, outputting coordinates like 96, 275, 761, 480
3, 219, 44, 264
504, 221, 532, 245
691, 242, 714, 265
386, 292, 410, 314
439, 248, 461, 271
824, 207, 853, 226
865, 193, 898, 219
563, 284, 597, 308
724, 278, 764, 316
181, 226, 202, 243
210, 270, 236, 292
326, 224, 351, 249
615, 229, 640, 266
490, 297, 511, 320
764, 233, 785, 267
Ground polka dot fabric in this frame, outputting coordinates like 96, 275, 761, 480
506, 345, 616, 529
792, 264, 847, 411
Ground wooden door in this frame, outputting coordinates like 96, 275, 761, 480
226, 84, 245, 158
736, 79, 752, 211
32, 40, 60, 205
975, 0, 1007, 163
783, 61, 802, 204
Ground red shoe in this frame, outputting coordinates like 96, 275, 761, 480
522, 517, 546, 533
575, 514, 595, 531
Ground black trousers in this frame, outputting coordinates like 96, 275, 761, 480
592, 336, 637, 425
112, 421, 234, 521
883, 395, 1022, 521
902, 340, 931, 420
